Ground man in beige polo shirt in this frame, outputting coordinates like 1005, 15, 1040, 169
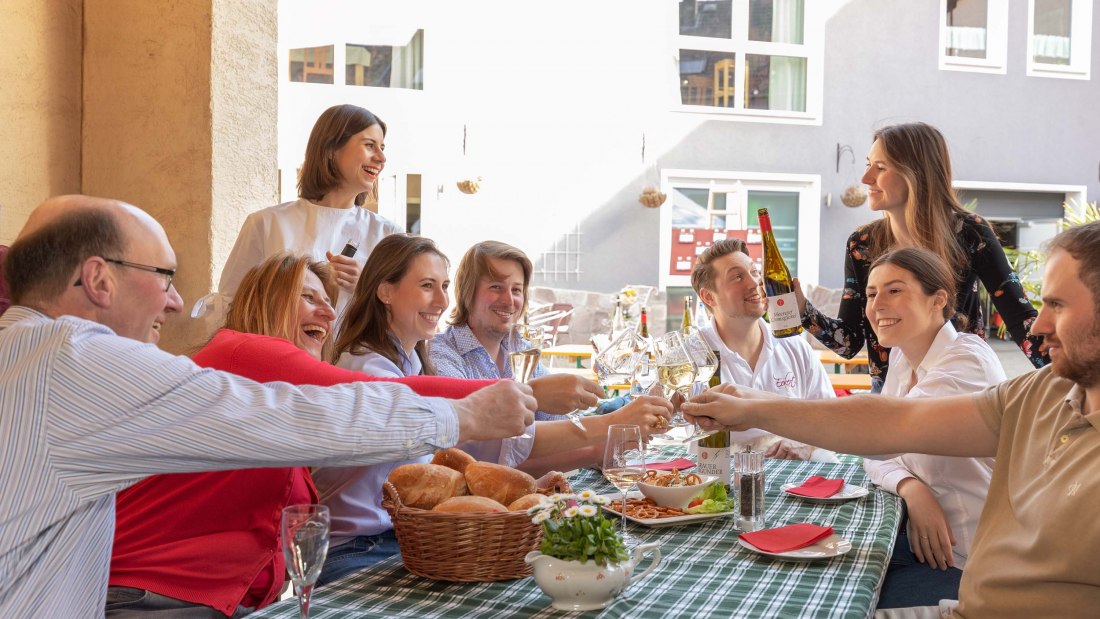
682, 221, 1100, 619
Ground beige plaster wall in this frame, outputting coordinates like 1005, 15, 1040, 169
0, 0, 83, 244
83, 0, 277, 354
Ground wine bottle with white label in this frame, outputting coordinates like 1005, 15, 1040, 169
757, 208, 803, 338
695, 351, 730, 490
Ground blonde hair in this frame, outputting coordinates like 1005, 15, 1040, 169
449, 241, 532, 327
224, 252, 339, 359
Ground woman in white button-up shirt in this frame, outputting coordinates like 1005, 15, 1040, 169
862, 247, 1006, 610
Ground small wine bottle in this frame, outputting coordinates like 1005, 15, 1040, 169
610, 297, 627, 338
637, 306, 650, 339
681, 296, 695, 335
758, 208, 803, 338
696, 351, 730, 490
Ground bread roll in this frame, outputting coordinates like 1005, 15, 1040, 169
387, 463, 466, 509
433, 495, 508, 513
431, 447, 476, 475
507, 493, 545, 511
465, 461, 537, 506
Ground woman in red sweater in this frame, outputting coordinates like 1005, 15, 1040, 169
106, 253, 494, 617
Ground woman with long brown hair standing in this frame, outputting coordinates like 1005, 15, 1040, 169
796, 122, 1046, 390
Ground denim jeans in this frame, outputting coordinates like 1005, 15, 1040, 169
876, 527, 963, 609
317, 531, 401, 587
105, 586, 253, 618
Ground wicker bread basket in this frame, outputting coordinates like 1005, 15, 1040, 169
382, 482, 543, 582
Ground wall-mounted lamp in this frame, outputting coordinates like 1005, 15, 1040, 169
836, 143, 855, 174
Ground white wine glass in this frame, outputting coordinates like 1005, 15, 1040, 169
281, 504, 330, 619
603, 424, 645, 547
678, 331, 721, 442
508, 348, 539, 439
651, 331, 697, 441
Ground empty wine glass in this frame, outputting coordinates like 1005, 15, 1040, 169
281, 504, 330, 619
603, 424, 645, 547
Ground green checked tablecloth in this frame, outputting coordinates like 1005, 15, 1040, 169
253, 456, 901, 618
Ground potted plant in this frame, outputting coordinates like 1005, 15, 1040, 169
524, 491, 661, 611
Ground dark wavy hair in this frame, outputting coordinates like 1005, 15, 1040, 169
297, 104, 387, 207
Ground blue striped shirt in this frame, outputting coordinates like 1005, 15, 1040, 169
431, 324, 557, 420
0, 307, 457, 617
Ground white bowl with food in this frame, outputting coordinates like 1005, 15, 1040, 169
636, 470, 718, 509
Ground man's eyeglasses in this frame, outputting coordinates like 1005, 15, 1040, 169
74, 258, 176, 292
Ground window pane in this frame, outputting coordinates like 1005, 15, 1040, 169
346, 30, 424, 90
1033, 0, 1072, 65
945, 0, 989, 59
289, 45, 334, 84
746, 191, 800, 272
746, 54, 806, 112
679, 0, 732, 39
671, 187, 710, 228
680, 50, 737, 107
749, 0, 804, 44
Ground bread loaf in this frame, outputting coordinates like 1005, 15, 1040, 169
387, 463, 466, 509
465, 461, 537, 506
433, 495, 508, 513
507, 493, 545, 512
431, 447, 476, 475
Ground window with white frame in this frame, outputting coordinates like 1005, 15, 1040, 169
676, 0, 823, 122
658, 170, 820, 291
939, 0, 1008, 74
1027, 0, 1092, 79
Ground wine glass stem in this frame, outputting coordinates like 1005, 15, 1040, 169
620, 491, 628, 537
296, 583, 313, 619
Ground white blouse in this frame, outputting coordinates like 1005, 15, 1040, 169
863, 321, 1006, 568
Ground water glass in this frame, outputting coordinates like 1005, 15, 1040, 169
733, 451, 766, 531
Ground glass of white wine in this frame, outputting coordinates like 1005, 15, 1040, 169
281, 504, 330, 619
603, 424, 645, 546
508, 347, 540, 439
651, 331, 697, 440
679, 331, 721, 442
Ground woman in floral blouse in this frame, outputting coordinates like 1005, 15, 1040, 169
795, 122, 1047, 390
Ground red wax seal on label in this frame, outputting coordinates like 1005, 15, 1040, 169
700, 451, 709, 460
776, 298, 785, 306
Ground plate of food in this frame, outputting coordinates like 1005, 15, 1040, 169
779, 482, 869, 503
737, 533, 853, 560
598, 492, 736, 528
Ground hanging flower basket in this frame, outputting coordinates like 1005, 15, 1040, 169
639, 187, 666, 208
841, 184, 867, 208
457, 177, 482, 195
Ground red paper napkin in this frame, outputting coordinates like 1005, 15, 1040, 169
786, 475, 845, 498
644, 458, 696, 471
739, 523, 834, 553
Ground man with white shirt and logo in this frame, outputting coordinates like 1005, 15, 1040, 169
684, 221, 1100, 619
690, 238, 835, 460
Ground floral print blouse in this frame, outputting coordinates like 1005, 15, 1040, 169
802, 213, 1048, 384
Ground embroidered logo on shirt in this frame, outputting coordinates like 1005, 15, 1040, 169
1068, 482, 1081, 497
774, 372, 797, 390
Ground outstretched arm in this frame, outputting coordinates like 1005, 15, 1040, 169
682, 385, 997, 458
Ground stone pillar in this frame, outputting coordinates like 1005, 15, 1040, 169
0, 0, 83, 245
83, 0, 278, 354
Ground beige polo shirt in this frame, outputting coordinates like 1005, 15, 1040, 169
955, 366, 1100, 618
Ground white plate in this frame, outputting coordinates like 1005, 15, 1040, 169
737, 533, 852, 560
597, 492, 736, 528
780, 482, 869, 503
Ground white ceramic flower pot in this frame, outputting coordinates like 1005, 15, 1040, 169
524, 542, 661, 611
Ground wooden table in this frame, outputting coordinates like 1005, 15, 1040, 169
540, 343, 595, 368
828, 373, 873, 391
817, 349, 870, 373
